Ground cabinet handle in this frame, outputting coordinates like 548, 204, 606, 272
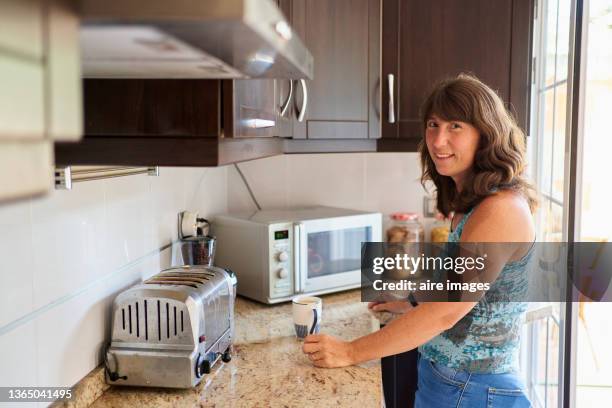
243, 119, 276, 128
296, 79, 308, 122
388, 74, 395, 123
279, 79, 293, 117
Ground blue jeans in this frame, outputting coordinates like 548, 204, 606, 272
415, 358, 531, 408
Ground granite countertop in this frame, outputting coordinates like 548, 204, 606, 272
78, 290, 382, 408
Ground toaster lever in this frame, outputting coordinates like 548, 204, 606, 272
222, 349, 232, 363
104, 343, 128, 382
196, 353, 212, 377
199, 359, 211, 375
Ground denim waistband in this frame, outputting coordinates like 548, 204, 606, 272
424, 358, 524, 390
430, 359, 471, 383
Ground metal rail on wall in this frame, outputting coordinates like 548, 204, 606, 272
54, 166, 159, 190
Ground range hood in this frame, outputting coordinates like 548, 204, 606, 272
79, 0, 313, 79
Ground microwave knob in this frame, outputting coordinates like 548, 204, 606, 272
277, 267, 289, 279
277, 251, 289, 262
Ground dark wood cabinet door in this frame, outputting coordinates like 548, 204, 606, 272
84, 79, 221, 138
224, 79, 278, 138
290, 0, 380, 139
381, 0, 533, 150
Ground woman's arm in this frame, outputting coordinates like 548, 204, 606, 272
303, 301, 475, 368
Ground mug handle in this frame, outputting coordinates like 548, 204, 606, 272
309, 308, 318, 335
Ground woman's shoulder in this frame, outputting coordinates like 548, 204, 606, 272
462, 189, 534, 242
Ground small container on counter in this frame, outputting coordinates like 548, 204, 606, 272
430, 212, 452, 243
384, 212, 424, 280
385, 212, 424, 243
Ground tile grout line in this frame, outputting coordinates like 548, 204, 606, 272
0, 241, 176, 337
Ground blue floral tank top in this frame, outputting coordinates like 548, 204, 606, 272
418, 207, 534, 373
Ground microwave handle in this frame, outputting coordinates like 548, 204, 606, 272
293, 222, 303, 294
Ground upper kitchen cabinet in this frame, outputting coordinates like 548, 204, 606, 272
55, 79, 286, 166
378, 0, 534, 152
0, 0, 81, 203
288, 0, 381, 142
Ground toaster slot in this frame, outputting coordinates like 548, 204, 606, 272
156, 273, 212, 281
165, 302, 170, 339
174, 306, 178, 336
144, 300, 148, 341
157, 300, 162, 341
136, 302, 140, 338
144, 278, 200, 288
153, 276, 208, 284
128, 305, 133, 334
160, 269, 216, 278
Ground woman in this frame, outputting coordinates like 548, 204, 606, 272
302, 74, 538, 407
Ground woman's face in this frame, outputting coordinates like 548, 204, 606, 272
425, 114, 480, 188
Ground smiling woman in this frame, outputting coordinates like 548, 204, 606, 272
302, 74, 538, 408
420, 74, 538, 218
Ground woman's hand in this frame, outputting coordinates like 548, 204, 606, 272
367, 301, 413, 314
302, 334, 356, 368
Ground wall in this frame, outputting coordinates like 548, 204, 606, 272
0, 152, 424, 406
228, 153, 425, 215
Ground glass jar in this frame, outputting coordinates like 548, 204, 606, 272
385, 212, 424, 244
430, 212, 451, 243
384, 212, 424, 280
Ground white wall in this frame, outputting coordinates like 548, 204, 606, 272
0, 152, 424, 406
228, 153, 425, 215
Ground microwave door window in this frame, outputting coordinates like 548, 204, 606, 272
307, 226, 372, 278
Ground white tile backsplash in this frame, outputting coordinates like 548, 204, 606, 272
186, 166, 228, 218
149, 167, 187, 247
103, 174, 153, 274
0, 319, 38, 387
36, 282, 107, 389
0, 200, 34, 327
287, 153, 367, 209
0, 153, 424, 399
233, 155, 289, 210
363, 152, 425, 216
227, 165, 260, 213
30, 178, 107, 310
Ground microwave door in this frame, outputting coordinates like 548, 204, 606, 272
299, 217, 374, 293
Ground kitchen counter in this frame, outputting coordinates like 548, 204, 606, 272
83, 290, 382, 407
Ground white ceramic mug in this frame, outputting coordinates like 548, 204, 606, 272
292, 295, 322, 339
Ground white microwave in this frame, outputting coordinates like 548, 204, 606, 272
212, 206, 382, 304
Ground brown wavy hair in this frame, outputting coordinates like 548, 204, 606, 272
419, 74, 538, 217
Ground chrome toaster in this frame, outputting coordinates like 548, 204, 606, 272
104, 265, 237, 388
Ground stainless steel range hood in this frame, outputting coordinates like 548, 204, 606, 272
79, 0, 313, 79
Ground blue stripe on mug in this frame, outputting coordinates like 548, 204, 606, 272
310, 309, 318, 334
295, 324, 309, 338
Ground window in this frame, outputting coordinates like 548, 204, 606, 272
524, 0, 573, 406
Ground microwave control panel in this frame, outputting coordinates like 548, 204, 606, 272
269, 223, 293, 298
